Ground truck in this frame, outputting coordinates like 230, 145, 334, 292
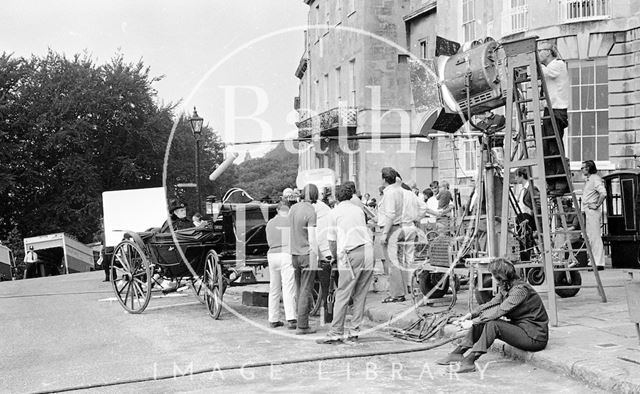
23, 233, 94, 278
0, 244, 15, 281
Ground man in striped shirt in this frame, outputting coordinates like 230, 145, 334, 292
436, 258, 548, 373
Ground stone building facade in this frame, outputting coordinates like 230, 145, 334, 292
428, 0, 640, 187
295, 0, 640, 197
295, 0, 437, 196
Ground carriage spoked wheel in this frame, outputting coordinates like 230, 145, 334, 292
204, 250, 224, 319
110, 240, 152, 314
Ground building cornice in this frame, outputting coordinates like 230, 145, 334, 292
403, 1, 437, 23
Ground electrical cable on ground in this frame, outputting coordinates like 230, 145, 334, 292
37, 331, 468, 393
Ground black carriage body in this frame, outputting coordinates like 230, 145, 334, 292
108, 190, 277, 318
140, 201, 277, 278
146, 229, 222, 277
603, 170, 640, 269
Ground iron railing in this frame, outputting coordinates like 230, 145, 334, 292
296, 106, 357, 138
558, 0, 611, 23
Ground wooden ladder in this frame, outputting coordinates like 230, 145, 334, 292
498, 37, 607, 326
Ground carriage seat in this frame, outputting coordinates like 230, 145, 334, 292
151, 226, 220, 245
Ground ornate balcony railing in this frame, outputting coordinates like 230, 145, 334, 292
558, 0, 611, 23
296, 106, 357, 138
501, 5, 529, 36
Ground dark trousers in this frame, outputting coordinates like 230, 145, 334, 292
461, 320, 547, 354
292, 254, 316, 329
103, 260, 111, 280
516, 213, 535, 263
317, 259, 334, 322
542, 108, 568, 192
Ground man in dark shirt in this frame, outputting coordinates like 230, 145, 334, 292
288, 183, 319, 334
436, 181, 453, 228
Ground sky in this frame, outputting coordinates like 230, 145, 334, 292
0, 0, 309, 158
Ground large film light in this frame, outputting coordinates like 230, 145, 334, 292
423, 38, 508, 134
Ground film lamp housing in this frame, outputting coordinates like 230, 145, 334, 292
424, 37, 510, 134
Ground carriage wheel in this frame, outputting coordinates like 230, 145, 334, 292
204, 250, 224, 319
418, 271, 449, 299
554, 271, 581, 298
110, 240, 152, 314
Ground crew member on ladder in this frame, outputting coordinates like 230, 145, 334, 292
538, 42, 570, 196
581, 160, 607, 270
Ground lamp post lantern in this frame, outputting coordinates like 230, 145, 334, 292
189, 106, 204, 214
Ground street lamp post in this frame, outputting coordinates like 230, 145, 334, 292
189, 107, 204, 214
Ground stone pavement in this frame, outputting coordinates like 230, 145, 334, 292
230, 268, 640, 392
361, 270, 640, 394
1, 268, 635, 392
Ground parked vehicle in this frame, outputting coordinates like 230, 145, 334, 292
0, 244, 16, 281
110, 188, 277, 319
22, 233, 94, 278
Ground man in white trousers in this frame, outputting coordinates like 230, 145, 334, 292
265, 202, 297, 328
581, 160, 607, 270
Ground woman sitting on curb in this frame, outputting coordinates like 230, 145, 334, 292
437, 258, 549, 373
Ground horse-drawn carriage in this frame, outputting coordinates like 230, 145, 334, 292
109, 189, 277, 319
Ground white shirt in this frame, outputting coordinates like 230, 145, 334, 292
582, 174, 606, 211
24, 250, 38, 263
314, 200, 332, 257
517, 181, 533, 216
541, 58, 569, 109
402, 188, 427, 224
426, 196, 439, 223
378, 183, 404, 227
327, 200, 372, 254
378, 183, 424, 227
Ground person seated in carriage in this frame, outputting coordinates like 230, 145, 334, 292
160, 199, 193, 232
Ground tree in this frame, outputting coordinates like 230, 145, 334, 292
0, 50, 229, 243
232, 142, 299, 201
165, 114, 234, 214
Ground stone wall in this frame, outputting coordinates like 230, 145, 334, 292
608, 26, 640, 169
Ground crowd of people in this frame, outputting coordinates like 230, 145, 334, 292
261, 167, 558, 374
263, 167, 462, 343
